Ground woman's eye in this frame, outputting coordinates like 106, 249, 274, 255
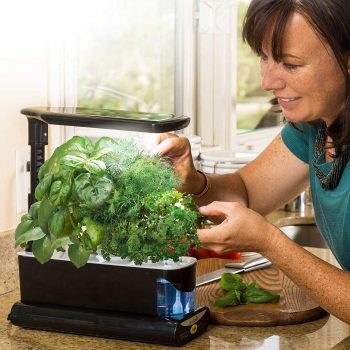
283, 63, 299, 70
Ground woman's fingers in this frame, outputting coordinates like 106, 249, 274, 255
149, 133, 181, 156
198, 225, 224, 243
199, 201, 239, 218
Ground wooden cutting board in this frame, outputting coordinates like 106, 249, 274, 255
195, 258, 328, 326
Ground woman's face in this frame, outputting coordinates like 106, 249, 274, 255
260, 13, 346, 126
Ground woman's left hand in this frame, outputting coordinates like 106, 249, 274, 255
198, 201, 278, 255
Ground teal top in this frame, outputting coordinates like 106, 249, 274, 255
281, 123, 350, 271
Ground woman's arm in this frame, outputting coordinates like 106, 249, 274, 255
264, 228, 350, 324
198, 202, 350, 324
153, 132, 309, 215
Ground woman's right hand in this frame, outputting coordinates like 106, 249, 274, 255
150, 133, 205, 194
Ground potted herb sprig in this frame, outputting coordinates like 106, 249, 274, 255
15, 136, 201, 268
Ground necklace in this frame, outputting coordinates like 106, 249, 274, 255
312, 122, 350, 190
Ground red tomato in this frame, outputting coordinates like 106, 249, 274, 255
208, 250, 241, 260
189, 246, 241, 260
192, 247, 212, 259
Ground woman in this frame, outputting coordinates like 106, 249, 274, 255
152, 0, 350, 323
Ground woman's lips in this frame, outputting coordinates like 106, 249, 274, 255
277, 97, 301, 109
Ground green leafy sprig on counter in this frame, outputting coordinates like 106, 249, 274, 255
214, 273, 280, 307
15, 136, 202, 268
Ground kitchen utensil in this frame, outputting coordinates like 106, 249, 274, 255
196, 256, 271, 287
196, 258, 327, 326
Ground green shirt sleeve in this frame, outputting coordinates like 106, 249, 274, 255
281, 123, 310, 164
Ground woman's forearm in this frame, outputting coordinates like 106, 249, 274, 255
192, 171, 249, 207
263, 229, 350, 324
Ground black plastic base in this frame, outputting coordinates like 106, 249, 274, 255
8, 302, 210, 347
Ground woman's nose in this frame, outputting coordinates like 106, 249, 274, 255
260, 61, 285, 91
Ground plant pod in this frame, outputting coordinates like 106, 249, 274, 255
214, 289, 241, 307
245, 287, 280, 304
220, 273, 246, 292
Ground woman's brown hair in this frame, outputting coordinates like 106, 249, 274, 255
242, 0, 350, 155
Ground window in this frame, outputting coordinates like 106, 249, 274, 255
48, 0, 281, 153
196, 0, 282, 152
49, 0, 196, 148
76, 0, 176, 115
236, 0, 281, 132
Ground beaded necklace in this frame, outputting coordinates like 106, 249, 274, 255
312, 122, 350, 190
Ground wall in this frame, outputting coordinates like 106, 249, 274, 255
0, 1, 49, 233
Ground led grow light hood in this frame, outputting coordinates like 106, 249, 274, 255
8, 106, 210, 347
21, 106, 190, 133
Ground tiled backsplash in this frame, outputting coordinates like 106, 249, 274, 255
0, 230, 20, 295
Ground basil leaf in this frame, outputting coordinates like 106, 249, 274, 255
15, 220, 34, 241
60, 154, 88, 169
92, 136, 118, 157
84, 217, 105, 251
84, 159, 106, 175
32, 236, 54, 264
35, 174, 54, 201
51, 236, 73, 250
61, 212, 75, 237
245, 287, 280, 304
28, 201, 41, 220
68, 243, 90, 268
20, 213, 32, 222
220, 273, 246, 292
15, 226, 45, 247
49, 211, 65, 237
81, 231, 94, 251
38, 196, 55, 235
49, 180, 72, 206
74, 173, 113, 209
214, 289, 241, 307
38, 136, 93, 180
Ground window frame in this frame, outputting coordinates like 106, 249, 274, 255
48, 0, 197, 150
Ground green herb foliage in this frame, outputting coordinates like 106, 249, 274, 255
16, 136, 201, 268
214, 273, 280, 307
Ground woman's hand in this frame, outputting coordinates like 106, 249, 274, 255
198, 201, 279, 255
150, 133, 205, 194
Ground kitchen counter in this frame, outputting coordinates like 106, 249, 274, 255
1, 288, 350, 350
2, 207, 350, 349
